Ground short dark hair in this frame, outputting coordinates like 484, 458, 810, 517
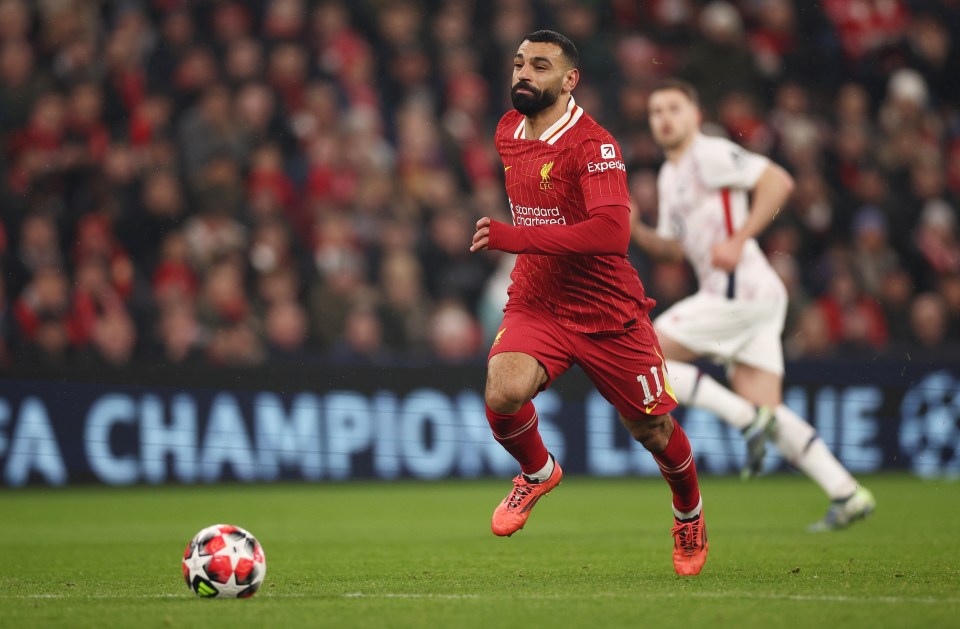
652, 79, 700, 106
523, 30, 579, 69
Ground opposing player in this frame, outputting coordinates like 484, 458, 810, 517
469, 31, 707, 575
634, 79, 875, 531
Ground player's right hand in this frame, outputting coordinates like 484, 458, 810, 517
471, 217, 492, 252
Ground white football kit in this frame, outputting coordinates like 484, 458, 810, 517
653, 133, 788, 375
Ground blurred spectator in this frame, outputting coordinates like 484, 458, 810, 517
178, 83, 244, 180
196, 257, 251, 332
377, 248, 431, 355
151, 231, 198, 312
849, 206, 900, 297
904, 9, 958, 103
716, 90, 772, 154
118, 168, 187, 271
206, 319, 264, 366
147, 9, 195, 93
813, 262, 889, 353
256, 264, 301, 310
903, 291, 955, 360
183, 208, 247, 270
307, 213, 373, 349
7, 212, 63, 299
84, 306, 138, 368
263, 0, 307, 43
678, 2, 762, 117
267, 41, 309, 114
326, 299, 391, 365
1, 39, 50, 139
877, 266, 915, 344
72, 212, 135, 301
0, 0, 31, 43
768, 82, 823, 172
264, 298, 313, 362
421, 207, 494, 311
7, 91, 68, 196
785, 303, 837, 360
910, 200, 960, 286
12, 265, 87, 367
745, 0, 797, 81
154, 301, 206, 365
427, 298, 483, 364
246, 142, 303, 227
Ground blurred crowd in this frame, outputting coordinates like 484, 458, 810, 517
0, 0, 958, 371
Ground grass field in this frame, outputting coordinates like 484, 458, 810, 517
1, 473, 957, 628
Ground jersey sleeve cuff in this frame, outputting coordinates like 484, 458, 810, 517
488, 220, 522, 252
585, 196, 631, 212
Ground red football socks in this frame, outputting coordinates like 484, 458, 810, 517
486, 401, 549, 475
653, 417, 702, 514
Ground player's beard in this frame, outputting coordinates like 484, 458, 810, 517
654, 126, 689, 153
511, 81, 560, 116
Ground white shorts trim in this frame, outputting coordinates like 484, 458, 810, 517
653, 292, 786, 375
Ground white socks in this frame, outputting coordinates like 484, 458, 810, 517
524, 453, 555, 483
666, 360, 755, 430
773, 404, 858, 499
673, 496, 703, 521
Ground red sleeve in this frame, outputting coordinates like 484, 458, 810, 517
488, 204, 630, 255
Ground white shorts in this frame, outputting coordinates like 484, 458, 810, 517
653, 292, 786, 376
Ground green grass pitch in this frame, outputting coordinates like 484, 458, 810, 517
1, 473, 957, 628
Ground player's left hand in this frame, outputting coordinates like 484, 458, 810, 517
471, 217, 492, 252
711, 237, 744, 272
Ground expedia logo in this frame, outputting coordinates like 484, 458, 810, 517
540, 161, 554, 190
587, 159, 626, 173
600, 143, 616, 159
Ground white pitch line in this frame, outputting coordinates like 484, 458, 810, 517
4, 590, 958, 605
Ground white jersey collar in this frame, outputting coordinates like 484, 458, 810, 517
512, 96, 583, 144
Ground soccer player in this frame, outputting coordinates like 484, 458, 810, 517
469, 31, 707, 576
634, 79, 876, 531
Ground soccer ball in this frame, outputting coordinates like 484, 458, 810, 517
182, 524, 266, 598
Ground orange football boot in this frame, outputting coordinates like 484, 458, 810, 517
671, 510, 708, 576
491, 458, 563, 537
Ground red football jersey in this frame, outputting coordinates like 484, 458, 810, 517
495, 98, 655, 333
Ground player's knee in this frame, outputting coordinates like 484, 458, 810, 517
484, 382, 529, 415
621, 413, 674, 453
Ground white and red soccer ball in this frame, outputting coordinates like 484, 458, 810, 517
182, 524, 266, 598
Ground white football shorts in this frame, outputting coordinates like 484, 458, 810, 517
653, 291, 787, 376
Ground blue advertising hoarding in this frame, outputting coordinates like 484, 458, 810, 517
0, 360, 957, 486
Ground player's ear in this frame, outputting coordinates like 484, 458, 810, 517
564, 68, 579, 93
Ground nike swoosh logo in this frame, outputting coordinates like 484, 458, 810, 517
644, 402, 659, 414
504, 165, 512, 171
519, 494, 542, 514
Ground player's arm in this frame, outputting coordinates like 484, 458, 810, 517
711, 163, 794, 271
470, 204, 630, 256
630, 207, 684, 263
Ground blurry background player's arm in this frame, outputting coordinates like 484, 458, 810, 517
711, 163, 795, 272
630, 204, 684, 263
471, 204, 630, 256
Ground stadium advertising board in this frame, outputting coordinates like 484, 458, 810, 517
0, 362, 957, 486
